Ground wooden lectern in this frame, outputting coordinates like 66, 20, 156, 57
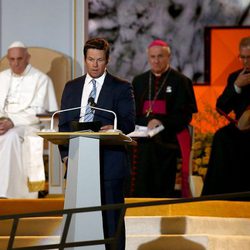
38, 131, 135, 250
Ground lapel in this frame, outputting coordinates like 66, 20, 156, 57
72, 75, 85, 120
96, 72, 114, 108
75, 75, 86, 107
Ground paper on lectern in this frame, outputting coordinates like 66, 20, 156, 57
127, 124, 164, 138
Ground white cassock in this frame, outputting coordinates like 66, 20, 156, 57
0, 64, 58, 198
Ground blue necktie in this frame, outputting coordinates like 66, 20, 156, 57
84, 79, 96, 122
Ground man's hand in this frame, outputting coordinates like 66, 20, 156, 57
235, 68, 250, 88
0, 118, 14, 135
100, 125, 114, 131
147, 119, 162, 129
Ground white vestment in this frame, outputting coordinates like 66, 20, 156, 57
0, 64, 58, 198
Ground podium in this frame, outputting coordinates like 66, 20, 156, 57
38, 131, 135, 249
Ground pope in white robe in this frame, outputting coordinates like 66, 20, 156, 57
0, 41, 58, 198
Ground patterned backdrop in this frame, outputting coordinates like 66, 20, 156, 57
88, 0, 250, 83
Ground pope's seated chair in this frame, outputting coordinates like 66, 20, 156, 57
0, 47, 72, 195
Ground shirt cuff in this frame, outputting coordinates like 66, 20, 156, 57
234, 83, 242, 94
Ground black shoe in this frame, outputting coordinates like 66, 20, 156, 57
38, 190, 48, 198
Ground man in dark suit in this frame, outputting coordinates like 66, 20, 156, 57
129, 39, 197, 198
202, 36, 250, 196
58, 38, 135, 250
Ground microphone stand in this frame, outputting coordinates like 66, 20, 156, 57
89, 104, 118, 132
49, 101, 118, 132
88, 97, 119, 132
50, 106, 85, 131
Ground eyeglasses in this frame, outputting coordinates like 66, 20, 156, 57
239, 55, 250, 60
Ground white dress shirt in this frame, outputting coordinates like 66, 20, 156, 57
79, 71, 106, 122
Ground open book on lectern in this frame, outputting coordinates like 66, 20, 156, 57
127, 124, 165, 138
69, 120, 102, 132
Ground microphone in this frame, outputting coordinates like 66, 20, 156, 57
88, 97, 119, 132
88, 97, 96, 107
49, 105, 88, 131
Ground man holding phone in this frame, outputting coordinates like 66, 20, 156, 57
202, 36, 250, 196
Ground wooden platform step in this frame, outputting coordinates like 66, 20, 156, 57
0, 236, 59, 250
1, 215, 250, 250
1, 197, 250, 250
0, 217, 62, 236
2, 235, 250, 250
0, 198, 64, 216
126, 235, 250, 250
125, 216, 250, 236
126, 198, 250, 218
2, 216, 250, 237
1, 198, 250, 218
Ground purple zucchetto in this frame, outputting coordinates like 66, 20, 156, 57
148, 39, 169, 48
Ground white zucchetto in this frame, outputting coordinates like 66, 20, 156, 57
8, 41, 26, 49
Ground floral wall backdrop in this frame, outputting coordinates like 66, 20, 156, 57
88, 0, 250, 83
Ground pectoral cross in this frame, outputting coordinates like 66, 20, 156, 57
146, 107, 152, 117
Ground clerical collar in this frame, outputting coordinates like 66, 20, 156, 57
151, 65, 170, 77
11, 64, 31, 77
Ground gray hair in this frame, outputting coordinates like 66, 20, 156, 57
239, 37, 250, 50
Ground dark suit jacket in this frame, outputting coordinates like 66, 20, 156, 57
216, 69, 250, 120
58, 72, 135, 180
202, 69, 250, 195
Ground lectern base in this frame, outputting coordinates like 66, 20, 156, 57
37, 131, 134, 249
64, 136, 105, 250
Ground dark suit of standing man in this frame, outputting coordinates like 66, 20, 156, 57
58, 38, 135, 250
202, 36, 250, 196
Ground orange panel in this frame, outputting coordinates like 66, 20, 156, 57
193, 28, 250, 134
210, 28, 250, 86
